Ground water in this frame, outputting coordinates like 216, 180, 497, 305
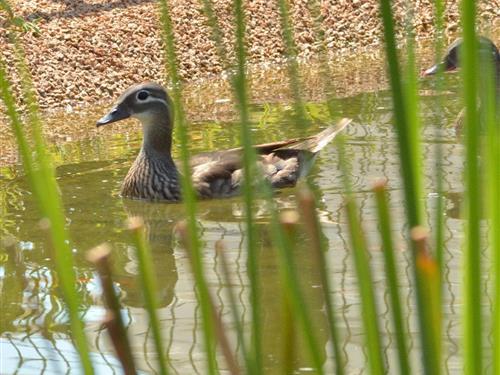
0, 70, 482, 373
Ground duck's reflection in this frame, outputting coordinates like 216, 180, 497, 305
117, 199, 183, 308
2, 158, 331, 373
121, 194, 331, 373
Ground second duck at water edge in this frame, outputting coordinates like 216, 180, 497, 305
97, 82, 350, 202
422, 37, 499, 134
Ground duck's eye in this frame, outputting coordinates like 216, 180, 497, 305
137, 91, 149, 101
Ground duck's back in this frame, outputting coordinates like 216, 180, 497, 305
189, 120, 350, 199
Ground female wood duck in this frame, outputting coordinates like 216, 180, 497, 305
97, 82, 350, 201
422, 37, 499, 134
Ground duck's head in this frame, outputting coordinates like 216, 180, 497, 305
422, 37, 499, 76
97, 82, 173, 128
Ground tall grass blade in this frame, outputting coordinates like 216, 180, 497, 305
343, 194, 385, 375
178, 224, 241, 375
377, 0, 439, 372
373, 180, 410, 374
459, 0, 482, 372
231, 1, 262, 370
282, 292, 296, 375
431, 0, 446, 294
127, 217, 169, 375
0, 34, 94, 374
158, 2, 217, 373
215, 241, 255, 373
276, 0, 308, 126
429, 4, 447, 366
297, 187, 345, 374
277, 210, 324, 374
412, 227, 441, 349
479, 30, 500, 375
87, 244, 137, 375
198, 0, 262, 370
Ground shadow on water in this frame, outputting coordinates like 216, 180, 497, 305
0, 71, 475, 373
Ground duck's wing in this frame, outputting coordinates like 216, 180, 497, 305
190, 119, 351, 198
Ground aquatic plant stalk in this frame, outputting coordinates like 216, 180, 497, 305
377, 0, 440, 372
411, 227, 441, 357
276, 0, 308, 127
231, 0, 262, 370
306, 2, 385, 369
277, 210, 325, 374
479, 27, 500, 375
343, 192, 385, 375
158, 2, 217, 373
282, 292, 295, 375
178, 224, 241, 375
87, 244, 137, 375
215, 241, 255, 372
373, 180, 410, 375
460, 0, 482, 373
198, 0, 262, 370
0, 36, 94, 375
297, 187, 345, 374
431, 0, 446, 296
127, 218, 169, 375
429, 4, 447, 367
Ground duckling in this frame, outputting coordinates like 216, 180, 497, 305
422, 37, 499, 135
97, 82, 350, 201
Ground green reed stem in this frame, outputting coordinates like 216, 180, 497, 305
429, 7, 447, 366
180, 225, 241, 375
216, 241, 255, 372
373, 180, 410, 375
158, 2, 217, 373
412, 226, 441, 355
377, 1, 439, 373
479, 32, 500, 375
460, 0, 482, 373
342, 192, 385, 375
297, 187, 345, 374
276, 0, 308, 127
232, 1, 262, 370
127, 218, 169, 375
432, 0, 446, 296
87, 244, 137, 375
0, 36, 94, 375
198, 0, 262, 370
282, 291, 295, 375
401, 2, 424, 220
277, 210, 324, 374
405, 6, 441, 370
303, 4, 346, 372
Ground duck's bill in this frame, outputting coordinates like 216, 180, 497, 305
422, 63, 440, 76
96, 106, 130, 127
421, 62, 457, 77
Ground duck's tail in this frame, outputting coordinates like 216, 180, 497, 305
279, 118, 351, 153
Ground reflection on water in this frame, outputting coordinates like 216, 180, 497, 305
0, 76, 482, 374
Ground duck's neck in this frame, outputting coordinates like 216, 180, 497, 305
137, 112, 175, 162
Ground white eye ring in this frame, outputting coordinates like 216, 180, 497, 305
136, 90, 149, 101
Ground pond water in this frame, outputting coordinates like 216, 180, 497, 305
0, 68, 482, 374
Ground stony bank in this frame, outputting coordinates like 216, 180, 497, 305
1, 0, 499, 111
0, 0, 499, 165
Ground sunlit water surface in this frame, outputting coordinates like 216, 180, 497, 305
0, 72, 484, 374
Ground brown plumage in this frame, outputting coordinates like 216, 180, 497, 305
97, 82, 350, 201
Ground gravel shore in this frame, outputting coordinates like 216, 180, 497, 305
2, 0, 499, 111
0, 1, 498, 165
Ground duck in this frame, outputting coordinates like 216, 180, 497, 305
422, 37, 499, 134
96, 82, 350, 201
